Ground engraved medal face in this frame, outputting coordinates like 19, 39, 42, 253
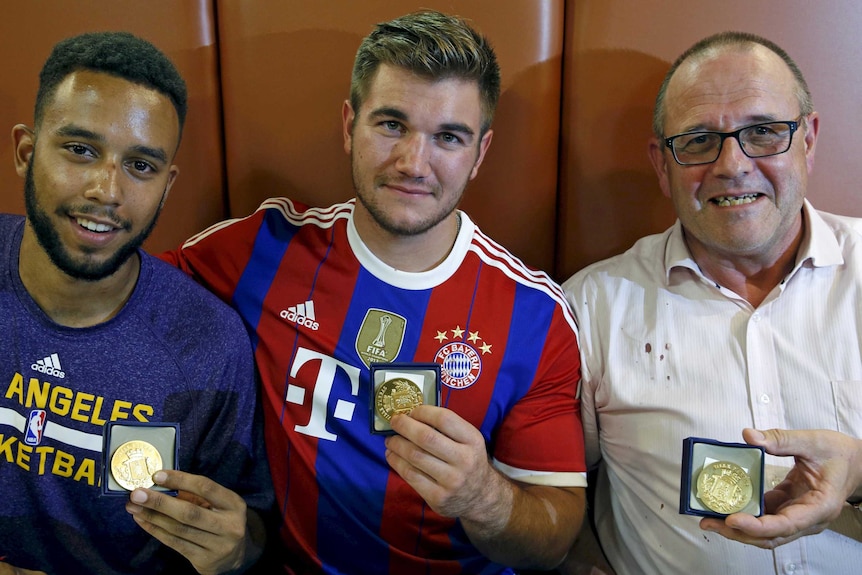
696, 460, 753, 514
111, 440, 163, 491
375, 377, 424, 421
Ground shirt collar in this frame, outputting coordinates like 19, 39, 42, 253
663, 199, 843, 284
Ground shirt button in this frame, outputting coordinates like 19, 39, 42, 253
752, 313, 761, 322
785, 563, 798, 573
760, 393, 771, 403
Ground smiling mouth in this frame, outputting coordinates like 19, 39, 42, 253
76, 217, 114, 233
711, 193, 760, 207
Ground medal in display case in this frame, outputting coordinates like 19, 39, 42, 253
370, 362, 441, 435
680, 436, 765, 518
101, 421, 179, 496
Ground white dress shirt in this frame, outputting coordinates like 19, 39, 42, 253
563, 200, 862, 575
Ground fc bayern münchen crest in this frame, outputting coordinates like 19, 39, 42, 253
433, 325, 490, 389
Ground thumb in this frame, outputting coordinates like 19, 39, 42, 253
743, 427, 810, 458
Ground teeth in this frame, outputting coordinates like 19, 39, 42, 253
76, 217, 113, 233
713, 194, 759, 207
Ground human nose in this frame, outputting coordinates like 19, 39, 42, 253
711, 134, 753, 177
84, 159, 123, 204
394, 133, 431, 178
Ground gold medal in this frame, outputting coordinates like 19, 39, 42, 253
375, 377, 423, 421
696, 460, 753, 514
111, 440, 163, 491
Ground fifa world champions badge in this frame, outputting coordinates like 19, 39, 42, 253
369, 363, 441, 434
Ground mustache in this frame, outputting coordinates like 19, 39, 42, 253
67, 204, 132, 231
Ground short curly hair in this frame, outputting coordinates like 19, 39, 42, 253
35, 31, 187, 136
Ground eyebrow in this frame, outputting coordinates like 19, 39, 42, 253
677, 114, 783, 134
369, 107, 476, 138
55, 124, 169, 164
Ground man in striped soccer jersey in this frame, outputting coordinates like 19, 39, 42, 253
163, 10, 587, 574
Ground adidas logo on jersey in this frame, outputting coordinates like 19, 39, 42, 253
32, 353, 66, 378
280, 301, 319, 330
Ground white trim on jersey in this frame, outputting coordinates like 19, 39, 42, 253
261, 197, 352, 227
182, 198, 353, 249
184, 197, 570, 320
493, 458, 588, 487
468, 232, 578, 333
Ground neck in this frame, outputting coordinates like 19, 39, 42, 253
687, 231, 802, 309
18, 226, 140, 328
353, 208, 462, 273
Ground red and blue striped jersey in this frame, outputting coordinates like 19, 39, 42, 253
162, 198, 586, 575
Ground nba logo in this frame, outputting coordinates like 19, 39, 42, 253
24, 409, 47, 446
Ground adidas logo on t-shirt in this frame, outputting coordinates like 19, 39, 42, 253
280, 301, 320, 331
32, 353, 66, 378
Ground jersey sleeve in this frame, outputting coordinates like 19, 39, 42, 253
490, 306, 587, 487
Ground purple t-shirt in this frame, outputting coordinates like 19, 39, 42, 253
0, 214, 272, 574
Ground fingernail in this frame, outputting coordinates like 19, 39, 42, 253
749, 429, 765, 442
130, 490, 147, 504
153, 471, 167, 484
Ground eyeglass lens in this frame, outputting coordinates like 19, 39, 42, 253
672, 122, 794, 164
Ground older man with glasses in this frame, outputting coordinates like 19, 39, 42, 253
561, 31, 862, 575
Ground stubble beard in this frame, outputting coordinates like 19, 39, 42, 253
24, 157, 162, 281
351, 147, 465, 237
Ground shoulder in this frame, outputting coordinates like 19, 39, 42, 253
469, 223, 570, 299
255, 197, 354, 227
0, 214, 24, 247
181, 198, 353, 249
137, 253, 249, 344
0, 213, 24, 231
562, 228, 672, 299
815, 208, 862, 239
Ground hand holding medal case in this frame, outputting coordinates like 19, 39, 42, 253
101, 421, 179, 496
370, 362, 441, 434
680, 436, 765, 518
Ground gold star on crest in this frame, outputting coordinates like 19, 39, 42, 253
434, 330, 448, 343
468, 331, 481, 343
480, 342, 493, 355
451, 325, 465, 339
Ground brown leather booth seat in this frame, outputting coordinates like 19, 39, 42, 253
216, 0, 565, 272
0, 0, 225, 254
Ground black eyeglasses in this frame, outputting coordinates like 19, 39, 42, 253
664, 117, 802, 166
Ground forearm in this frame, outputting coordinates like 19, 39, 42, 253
850, 436, 862, 502
461, 472, 585, 570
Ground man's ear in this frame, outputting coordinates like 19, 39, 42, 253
342, 100, 356, 156
469, 129, 494, 180
11, 124, 35, 178
801, 111, 819, 175
648, 135, 672, 199
160, 165, 180, 208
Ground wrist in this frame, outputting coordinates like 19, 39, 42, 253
462, 468, 514, 535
